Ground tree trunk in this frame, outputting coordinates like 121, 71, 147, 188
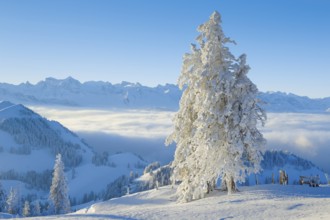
221, 176, 237, 194
206, 178, 216, 194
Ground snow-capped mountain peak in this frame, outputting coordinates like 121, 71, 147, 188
1, 77, 330, 112
35, 76, 82, 93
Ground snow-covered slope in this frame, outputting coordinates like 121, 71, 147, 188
249, 150, 327, 185
133, 150, 327, 194
0, 101, 148, 204
26, 184, 330, 220
1, 77, 330, 112
0, 101, 93, 168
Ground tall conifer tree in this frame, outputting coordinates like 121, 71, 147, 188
6, 188, 19, 214
0, 181, 6, 212
166, 11, 266, 202
49, 154, 71, 214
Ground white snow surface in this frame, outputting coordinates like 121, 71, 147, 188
26, 184, 330, 219
69, 153, 147, 201
0, 150, 54, 172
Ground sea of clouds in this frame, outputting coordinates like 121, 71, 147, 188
30, 106, 330, 173
263, 113, 330, 173
30, 106, 176, 163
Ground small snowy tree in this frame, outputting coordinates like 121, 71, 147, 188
49, 154, 71, 214
32, 200, 41, 216
166, 11, 266, 202
0, 182, 6, 212
6, 187, 19, 214
22, 200, 30, 217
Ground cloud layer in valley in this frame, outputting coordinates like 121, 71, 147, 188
263, 113, 330, 173
30, 106, 330, 172
31, 107, 174, 138
30, 106, 175, 164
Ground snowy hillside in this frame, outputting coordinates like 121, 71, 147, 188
132, 150, 327, 194
21, 184, 330, 220
1, 77, 330, 112
0, 101, 93, 168
248, 150, 327, 186
0, 101, 148, 205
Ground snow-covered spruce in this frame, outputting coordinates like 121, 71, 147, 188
22, 200, 31, 217
166, 11, 266, 202
6, 187, 19, 215
49, 154, 71, 214
32, 200, 41, 216
0, 181, 5, 212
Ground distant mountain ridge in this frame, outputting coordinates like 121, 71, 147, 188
1, 77, 330, 112
0, 77, 181, 110
259, 92, 330, 113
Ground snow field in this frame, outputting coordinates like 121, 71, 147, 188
24, 184, 330, 220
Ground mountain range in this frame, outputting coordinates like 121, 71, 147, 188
1, 77, 330, 113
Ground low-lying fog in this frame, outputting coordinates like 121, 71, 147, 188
30, 106, 330, 173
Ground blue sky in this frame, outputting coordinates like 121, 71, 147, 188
0, 0, 329, 98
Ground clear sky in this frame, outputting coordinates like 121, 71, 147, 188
0, 0, 329, 98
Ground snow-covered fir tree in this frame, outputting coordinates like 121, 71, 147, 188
0, 181, 6, 212
22, 200, 31, 217
32, 200, 41, 216
219, 54, 266, 191
6, 187, 19, 214
166, 11, 266, 202
49, 154, 71, 214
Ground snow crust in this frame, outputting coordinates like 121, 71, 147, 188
26, 184, 330, 219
